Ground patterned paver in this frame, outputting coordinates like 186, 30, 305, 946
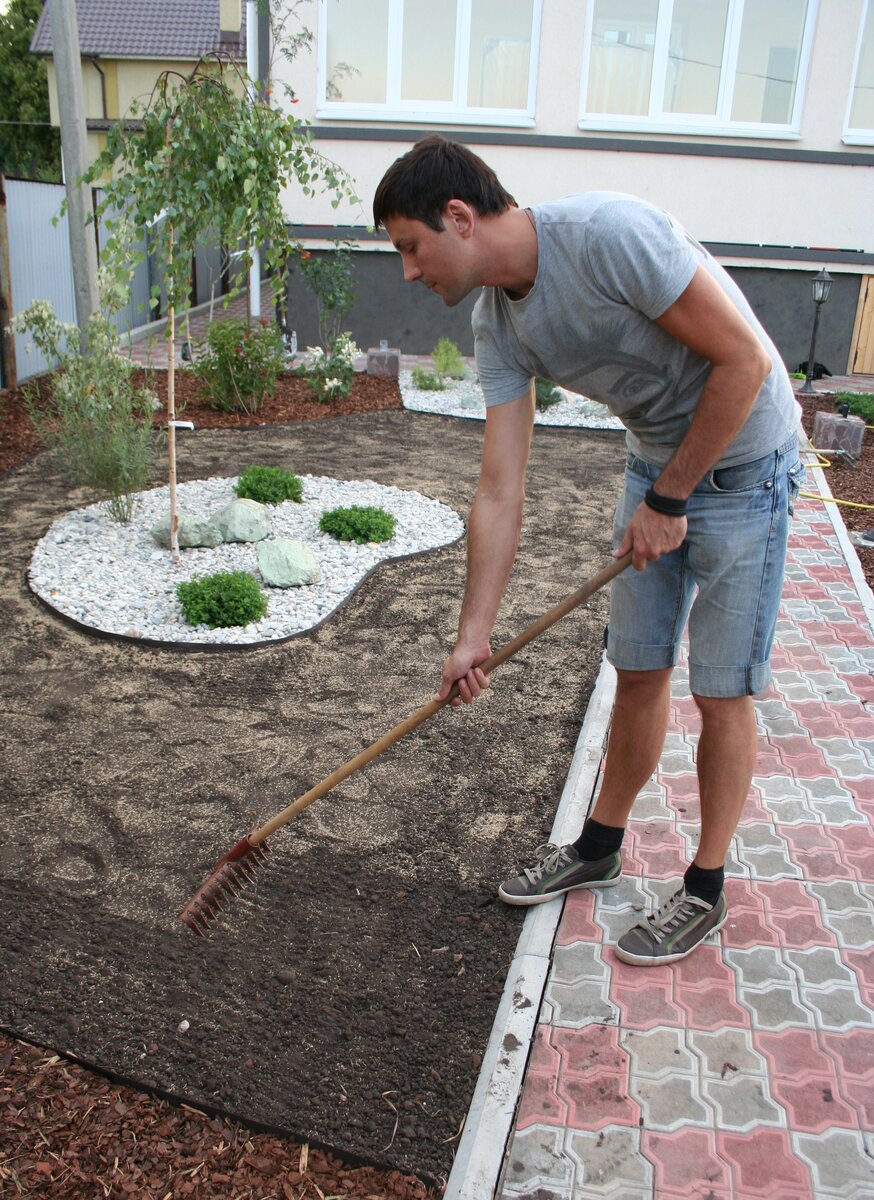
498, 484, 874, 1198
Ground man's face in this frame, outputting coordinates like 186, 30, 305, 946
384, 209, 476, 308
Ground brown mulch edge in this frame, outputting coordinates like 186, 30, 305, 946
0, 1031, 440, 1199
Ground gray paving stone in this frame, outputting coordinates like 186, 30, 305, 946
499, 1123, 574, 1199
702, 1076, 784, 1131
551, 943, 609, 986
793, 1129, 874, 1198
819, 910, 874, 949
741, 844, 803, 879
739, 984, 814, 1030
809, 798, 868, 824
630, 1075, 711, 1131
565, 1126, 653, 1196
620, 1028, 695, 1078
786, 946, 857, 987
801, 986, 874, 1031
810, 879, 872, 913
688, 1029, 768, 1077
725, 946, 795, 988
734, 823, 790, 851
547, 980, 618, 1029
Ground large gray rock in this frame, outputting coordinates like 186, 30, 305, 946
256, 538, 321, 588
210, 498, 269, 543
150, 513, 223, 549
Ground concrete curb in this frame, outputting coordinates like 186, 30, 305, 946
443, 654, 617, 1200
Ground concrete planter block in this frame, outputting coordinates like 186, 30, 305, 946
366, 348, 400, 377
812, 411, 865, 459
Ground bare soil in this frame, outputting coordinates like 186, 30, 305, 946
0, 369, 624, 1197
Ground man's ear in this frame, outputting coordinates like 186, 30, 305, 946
444, 199, 475, 237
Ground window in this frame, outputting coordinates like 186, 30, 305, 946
846, 0, 874, 143
580, 0, 817, 137
319, 0, 541, 125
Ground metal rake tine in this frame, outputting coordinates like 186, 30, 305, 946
180, 835, 271, 935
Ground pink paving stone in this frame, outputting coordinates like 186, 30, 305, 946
803, 621, 874, 648
555, 890, 603, 946
845, 950, 874, 1006
513, 1070, 569, 1130
768, 1075, 857, 1134
754, 1028, 836, 1077
610, 977, 685, 1029
840, 1077, 874, 1130
822, 1029, 874, 1080
829, 823, 874, 864
674, 982, 749, 1031
674, 944, 737, 988
722, 906, 782, 948
753, 879, 838, 946
527, 1025, 562, 1077
788, 700, 872, 738
552, 1023, 626, 1075
786, 845, 857, 884
773, 739, 833, 774
843, 673, 874, 704
556, 1067, 639, 1131
781, 823, 843, 854
659, 772, 700, 798
754, 743, 789, 776
629, 819, 689, 878
644, 1128, 731, 1194
719, 1128, 811, 1197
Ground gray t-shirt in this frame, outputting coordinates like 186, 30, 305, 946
472, 193, 799, 469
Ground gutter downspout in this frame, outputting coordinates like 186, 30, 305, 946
86, 56, 107, 119
246, 0, 260, 320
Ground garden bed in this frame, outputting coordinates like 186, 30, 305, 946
0, 383, 624, 1192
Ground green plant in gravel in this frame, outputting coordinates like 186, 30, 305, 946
193, 317, 285, 414
835, 391, 874, 424
177, 571, 268, 628
432, 337, 466, 379
535, 378, 563, 410
235, 464, 303, 505
411, 365, 446, 391
10, 300, 159, 522
319, 504, 397, 544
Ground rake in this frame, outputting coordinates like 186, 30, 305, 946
180, 552, 632, 934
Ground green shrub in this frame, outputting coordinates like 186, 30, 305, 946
411, 365, 446, 391
177, 571, 268, 628
298, 332, 360, 402
193, 317, 285, 414
835, 391, 874, 424
235, 464, 303, 505
432, 337, 466, 379
319, 504, 397, 544
535, 378, 563, 410
11, 301, 159, 523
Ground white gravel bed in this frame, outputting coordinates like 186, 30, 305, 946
29, 475, 464, 646
399, 370, 624, 430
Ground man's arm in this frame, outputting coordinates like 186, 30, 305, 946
436, 387, 535, 705
617, 265, 773, 570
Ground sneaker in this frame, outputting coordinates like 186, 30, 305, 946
615, 887, 727, 966
498, 843, 622, 906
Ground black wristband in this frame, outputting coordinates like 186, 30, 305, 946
644, 487, 687, 517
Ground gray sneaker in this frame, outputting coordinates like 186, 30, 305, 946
615, 887, 727, 966
498, 843, 622, 906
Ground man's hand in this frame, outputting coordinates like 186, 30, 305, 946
616, 502, 687, 571
436, 642, 492, 707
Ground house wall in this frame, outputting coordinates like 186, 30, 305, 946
275, 0, 873, 370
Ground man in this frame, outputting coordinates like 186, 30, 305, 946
373, 135, 803, 966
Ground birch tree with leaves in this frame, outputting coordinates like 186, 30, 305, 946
86, 47, 357, 559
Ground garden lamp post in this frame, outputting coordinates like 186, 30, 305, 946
800, 268, 833, 393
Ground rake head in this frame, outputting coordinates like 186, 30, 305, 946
180, 835, 271, 936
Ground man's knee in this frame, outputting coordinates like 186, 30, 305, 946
615, 666, 673, 700
692, 692, 753, 724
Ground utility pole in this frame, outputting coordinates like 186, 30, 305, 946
0, 175, 16, 390
50, 0, 99, 345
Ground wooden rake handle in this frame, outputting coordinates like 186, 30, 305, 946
248, 552, 632, 845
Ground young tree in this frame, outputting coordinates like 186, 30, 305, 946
86, 52, 357, 558
0, 0, 61, 181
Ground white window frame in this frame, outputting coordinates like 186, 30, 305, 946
578, 0, 819, 140
844, 0, 874, 145
316, 0, 542, 127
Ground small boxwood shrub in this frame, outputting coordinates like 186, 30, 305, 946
235, 464, 303, 505
319, 504, 397, 544
535, 378, 563, 410
835, 391, 874, 424
177, 571, 268, 629
411, 365, 446, 391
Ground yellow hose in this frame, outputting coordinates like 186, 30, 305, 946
799, 490, 874, 511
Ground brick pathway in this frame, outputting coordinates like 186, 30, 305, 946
497, 488, 874, 1199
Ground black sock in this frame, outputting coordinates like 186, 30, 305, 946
684, 862, 725, 907
573, 817, 625, 861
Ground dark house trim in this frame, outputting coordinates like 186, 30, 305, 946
289, 224, 874, 266
309, 125, 874, 168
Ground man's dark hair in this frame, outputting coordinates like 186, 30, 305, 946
373, 135, 517, 231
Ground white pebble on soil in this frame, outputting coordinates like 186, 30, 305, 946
399, 371, 624, 430
29, 475, 464, 646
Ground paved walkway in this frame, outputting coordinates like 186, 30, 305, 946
493, 473, 874, 1198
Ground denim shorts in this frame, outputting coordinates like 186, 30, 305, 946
606, 435, 805, 697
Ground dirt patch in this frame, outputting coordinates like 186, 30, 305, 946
0, 402, 624, 1185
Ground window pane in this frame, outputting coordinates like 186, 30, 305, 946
663, 0, 729, 115
467, 0, 535, 109
586, 0, 658, 116
850, 0, 874, 129
401, 0, 457, 102
326, 0, 389, 102
731, 0, 808, 124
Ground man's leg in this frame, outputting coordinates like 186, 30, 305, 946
692, 692, 757, 868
